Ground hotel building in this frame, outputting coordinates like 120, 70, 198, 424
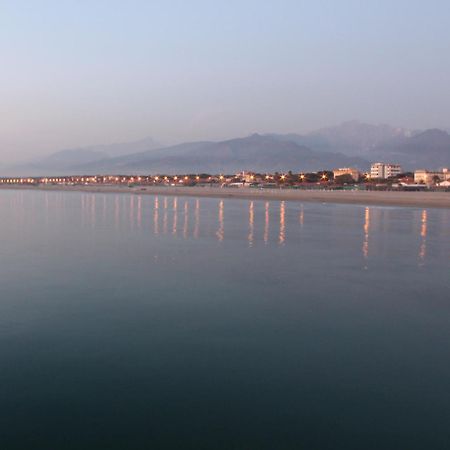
370, 163, 402, 179
333, 167, 361, 181
414, 168, 450, 184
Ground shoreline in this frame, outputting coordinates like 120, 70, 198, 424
1, 184, 450, 209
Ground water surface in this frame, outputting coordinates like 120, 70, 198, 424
1, 190, 450, 449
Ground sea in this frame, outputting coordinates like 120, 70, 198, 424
1, 189, 450, 449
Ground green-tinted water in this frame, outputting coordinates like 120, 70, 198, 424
1, 190, 450, 449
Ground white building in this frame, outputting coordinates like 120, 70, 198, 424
370, 162, 402, 179
333, 167, 361, 181
414, 168, 450, 185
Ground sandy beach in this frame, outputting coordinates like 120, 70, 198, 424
2, 184, 450, 208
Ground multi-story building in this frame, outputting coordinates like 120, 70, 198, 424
333, 167, 361, 181
370, 162, 402, 179
414, 168, 450, 184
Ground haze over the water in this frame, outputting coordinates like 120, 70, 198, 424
1, 0, 449, 163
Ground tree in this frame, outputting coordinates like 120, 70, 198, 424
334, 174, 355, 185
304, 173, 319, 182
432, 175, 441, 184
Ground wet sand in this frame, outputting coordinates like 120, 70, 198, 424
1, 184, 450, 208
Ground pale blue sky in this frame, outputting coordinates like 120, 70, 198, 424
1, 0, 449, 161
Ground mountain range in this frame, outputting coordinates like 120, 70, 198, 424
266, 121, 413, 155
3, 122, 450, 176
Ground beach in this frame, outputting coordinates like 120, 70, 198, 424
2, 184, 450, 208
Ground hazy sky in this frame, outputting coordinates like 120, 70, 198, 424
1, 0, 450, 162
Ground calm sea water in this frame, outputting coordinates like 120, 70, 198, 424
1, 189, 450, 449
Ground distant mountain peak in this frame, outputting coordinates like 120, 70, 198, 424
3, 123, 450, 176
373, 128, 450, 170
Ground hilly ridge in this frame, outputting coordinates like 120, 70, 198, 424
3, 122, 450, 176
372, 129, 450, 170
72, 134, 369, 175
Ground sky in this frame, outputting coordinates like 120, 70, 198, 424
1, 0, 450, 163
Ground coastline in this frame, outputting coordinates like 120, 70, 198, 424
1, 184, 450, 209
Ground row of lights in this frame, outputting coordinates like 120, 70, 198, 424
1, 173, 342, 185
0, 175, 213, 184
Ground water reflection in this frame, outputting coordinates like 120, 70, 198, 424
419, 209, 427, 264
1, 191, 449, 267
129, 195, 135, 229
248, 201, 254, 247
194, 199, 200, 239
279, 201, 285, 245
216, 200, 224, 242
264, 202, 270, 244
163, 197, 168, 234
80, 196, 441, 260
183, 200, 189, 239
363, 207, 370, 260
172, 198, 178, 235
2, 190, 450, 450
153, 197, 159, 235
137, 196, 142, 229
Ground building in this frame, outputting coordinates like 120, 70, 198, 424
235, 171, 264, 183
414, 168, 450, 184
370, 162, 402, 179
333, 167, 360, 181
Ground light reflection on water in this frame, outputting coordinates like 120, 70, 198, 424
279, 200, 286, 245
1, 189, 450, 449
248, 201, 254, 247
363, 206, 370, 260
419, 209, 427, 264
55, 192, 450, 268
216, 200, 224, 242
4, 191, 450, 268
264, 201, 270, 244
183, 200, 189, 239
172, 197, 178, 236
153, 196, 159, 235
